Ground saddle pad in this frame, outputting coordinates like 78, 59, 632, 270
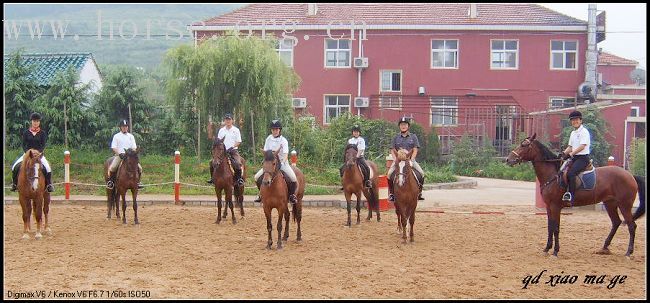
578, 167, 596, 191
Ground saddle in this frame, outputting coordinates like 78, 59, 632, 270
559, 159, 596, 191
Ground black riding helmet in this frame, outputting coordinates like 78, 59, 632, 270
351, 125, 361, 133
398, 117, 410, 125
30, 112, 42, 121
568, 111, 582, 120
224, 113, 233, 120
270, 119, 282, 129
119, 119, 128, 127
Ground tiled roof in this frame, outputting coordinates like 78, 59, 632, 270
3, 53, 95, 86
195, 3, 587, 27
598, 52, 638, 66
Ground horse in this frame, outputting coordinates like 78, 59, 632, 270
506, 133, 646, 257
211, 137, 246, 224
260, 150, 305, 250
113, 148, 141, 225
341, 144, 380, 226
17, 149, 52, 239
391, 149, 420, 243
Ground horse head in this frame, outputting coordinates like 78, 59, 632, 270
395, 149, 414, 187
506, 133, 538, 166
344, 144, 358, 168
262, 149, 281, 186
23, 149, 43, 191
212, 137, 227, 166
123, 148, 140, 172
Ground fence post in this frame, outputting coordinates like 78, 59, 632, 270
64, 150, 70, 200
608, 156, 615, 166
291, 149, 297, 166
174, 151, 181, 205
377, 175, 393, 211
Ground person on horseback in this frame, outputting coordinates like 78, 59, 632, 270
207, 113, 244, 186
387, 117, 425, 202
106, 119, 143, 190
559, 110, 591, 206
339, 125, 372, 189
253, 120, 299, 204
10, 112, 54, 192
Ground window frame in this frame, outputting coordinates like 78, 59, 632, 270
323, 94, 352, 125
548, 96, 578, 109
490, 39, 519, 70
275, 38, 294, 67
430, 96, 459, 126
431, 39, 459, 69
324, 38, 352, 68
549, 40, 578, 71
631, 106, 640, 117
379, 69, 403, 93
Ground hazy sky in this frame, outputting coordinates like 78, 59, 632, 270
539, 3, 646, 69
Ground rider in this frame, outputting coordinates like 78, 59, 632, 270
253, 120, 299, 204
559, 110, 591, 206
10, 112, 54, 192
106, 119, 143, 190
387, 117, 425, 202
207, 113, 244, 186
339, 125, 372, 189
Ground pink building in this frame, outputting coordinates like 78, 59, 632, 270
191, 3, 644, 163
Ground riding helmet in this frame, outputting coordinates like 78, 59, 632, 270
30, 112, 42, 121
351, 125, 361, 133
119, 119, 128, 127
224, 113, 233, 120
568, 111, 582, 120
270, 119, 282, 129
398, 117, 411, 125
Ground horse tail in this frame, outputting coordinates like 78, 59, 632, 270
632, 175, 645, 221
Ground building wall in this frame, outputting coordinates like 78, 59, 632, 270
79, 59, 103, 94
598, 64, 636, 85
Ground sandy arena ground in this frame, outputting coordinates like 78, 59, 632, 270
3, 203, 646, 299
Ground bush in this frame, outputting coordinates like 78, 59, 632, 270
629, 138, 646, 177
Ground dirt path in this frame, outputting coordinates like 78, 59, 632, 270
3, 203, 646, 299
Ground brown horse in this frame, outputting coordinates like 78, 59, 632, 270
260, 150, 305, 249
391, 149, 420, 243
211, 137, 246, 224
17, 149, 51, 239
342, 144, 380, 226
113, 148, 141, 225
506, 134, 646, 257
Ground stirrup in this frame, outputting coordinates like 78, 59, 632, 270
106, 181, 114, 190
10, 184, 17, 192
289, 194, 297, 205
388, 194, 395, 202
137, 183, 144, 189
236, 178, 244, 186
46, 184, 55, 192
364, 180, 372, 188
418, 193, 424, 200
207, 179, 214, 184
254, 196, 262, 203
562, 192, 572, 202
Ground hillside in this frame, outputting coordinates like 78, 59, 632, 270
3, 4, 244, 71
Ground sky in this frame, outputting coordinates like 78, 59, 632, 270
539, 3, 646, 69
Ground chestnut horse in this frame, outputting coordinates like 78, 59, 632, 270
17, 149, 51, 239
112, 148, 141, 225
506, 134, 646, 257
260, 150, 305, 250
342, 144, 380, 226
391, 149, 420, 243
211, 138, 246, 224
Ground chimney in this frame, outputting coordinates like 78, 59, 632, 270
307, 3, 318, 16
468, 3, 478, 18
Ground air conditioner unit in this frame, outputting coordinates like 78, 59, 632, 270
353, 57, 368, 69
292, 98, 307, 108
354, 97, 369, 108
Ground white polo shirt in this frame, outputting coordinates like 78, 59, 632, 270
348, 136, 366, 156
111, 131, 137, 154
568, 125, 590, 155
263, 135, 289, 162
217, 125, 242, 150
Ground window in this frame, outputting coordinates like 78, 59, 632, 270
551, 40, 577, 70
325, 39, 351, 67
549, 97, 584, 109
491, 40, 518, 69
275, 39, 294, 67
631, 106, 640, 117
430, 97, 458, 125
431, 39, 458, 68
379, 95, 402, 109
324, 95, 350, 124
380, 70, 401, 92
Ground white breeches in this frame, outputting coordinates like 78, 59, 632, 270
255, 161, 297, 182
12, 155, 51, 173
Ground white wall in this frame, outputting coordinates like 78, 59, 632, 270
79, 59, 103, 94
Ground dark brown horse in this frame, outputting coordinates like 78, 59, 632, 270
17, 149, 51, 239
391, 149, 420, 243
211, 138, 246, 224
260, 150, 305, 249
506, 134, 646, 257
113, 148, 141, 225
342, 144, 380, 226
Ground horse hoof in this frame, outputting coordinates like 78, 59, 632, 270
35, 233, 43, 239
277, 246, 283, 250
596, 249, 611, 255
550, 254, 558, 259
232, 220, 237, 225
22, 234, 30, 240
45, 228, 52, 235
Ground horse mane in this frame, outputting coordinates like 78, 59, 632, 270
345, 144, 358, 152
264, 150, 276, 162
396, 149, 410, 161
212, 137, 225, 149
533, 140, 561, 170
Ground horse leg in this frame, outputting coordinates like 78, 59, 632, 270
132, 189, 139, 225
237, 185, 245, 218
20, 197, 32, 239
356, 193, 362, 225
619, 200, 637, 257
276, 208, 284, 250
543, 207, 553, 254
106, 189, 113, 219
265, 207, 273, 249
215, 188, 222, 224
114, 189, 121, 219
549, 204, 562, 257
409, 208, 415, 243
400, 211, 408, 244
44, 193, 51, 234
33, 197, 43, 239
345, 191, 352, 227
121, 192, 127, 225
395, 204, 402, 234
597, 200, 621, 255
296, 204, 302, 242
282, 205, 290, 242
366, 193, 373, 221
227, 188, 236, 225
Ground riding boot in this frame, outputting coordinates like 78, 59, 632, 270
563, 176, 576, 207
418, 175, 425, 200
11, 166, 19, 192
254, 175, 263, 202
207, 161, 214, 184
361, 164, 372, 189
106, 171, 115, 189
45, 171, 54, 192
388, 178, 395, 202
287, 181, 298, 205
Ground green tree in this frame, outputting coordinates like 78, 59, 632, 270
34, 67, 98, 149
559, 106, 612, 166
164, 35, 301, 161
629, 138, 646, 177
4, 50, 44, 148
423, 127, 442, 165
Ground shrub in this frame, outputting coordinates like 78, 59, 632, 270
629, 138, 646, 177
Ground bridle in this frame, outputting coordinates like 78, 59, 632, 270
262, 154, 280, 186
508, 138, 562, 164
212, 141, 227, 167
